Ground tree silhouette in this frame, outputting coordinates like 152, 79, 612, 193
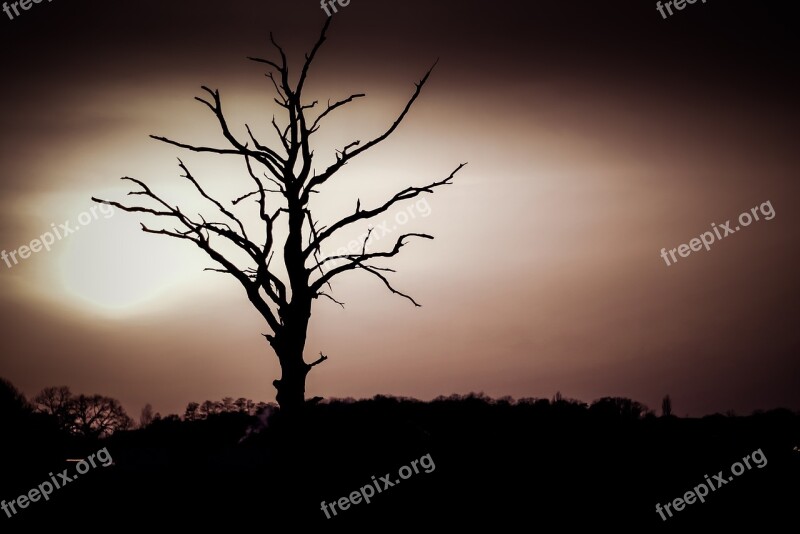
70, 394, 133, 437
33, 386, 132, 437
140, 403, 155, 427
0, 376, 30, 420
92, 18, 464, 414
589, 397, 649, 420
184, 401, 200, 421
661, 394, 672, 417
33, 385, 74, 430
200, 400, 221, 418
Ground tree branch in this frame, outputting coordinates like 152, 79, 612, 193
310, 232, 433, 293
176, 159, 252, 245
309, 351, 329, 368
310, 93, 366, 133
297, 17, 332, 98
302, 60, 440, 200
93, 177, 284, 333
315, 292, 345, 308
304, 163, 464, 258
360, 265, 423, 307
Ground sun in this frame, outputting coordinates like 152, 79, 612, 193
53, 199, 208, 314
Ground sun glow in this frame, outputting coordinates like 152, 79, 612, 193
35, 191, 212, 315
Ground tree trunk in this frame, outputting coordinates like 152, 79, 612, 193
270, 295, 313, 415
272, 195, 315, 415
273, 352, 309, 415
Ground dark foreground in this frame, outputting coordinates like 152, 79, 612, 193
2, 394, 798, 530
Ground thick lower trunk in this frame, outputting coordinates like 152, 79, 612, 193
273, 357, 309, 415
270, 298, 312, 415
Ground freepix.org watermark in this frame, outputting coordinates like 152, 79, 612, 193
1, 203, 115, 270
659, 200, 775, 267
2, 0, 56, 22
320, 453, 435, 519
2, 447, 113, 519
656, 0, 709, 20
654, 448, 767, 521
320, 0, 351, 17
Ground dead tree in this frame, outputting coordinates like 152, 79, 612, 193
93, 18, 465, 414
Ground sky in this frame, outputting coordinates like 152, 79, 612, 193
0, 0, 798, 418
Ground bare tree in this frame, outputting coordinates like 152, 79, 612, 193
661, 395, 672, 417
93, 18, 465, 414
140, 403, 155, 428
32, 386, 74, 429
34, 387, 132, 437
71, 394, 133, 438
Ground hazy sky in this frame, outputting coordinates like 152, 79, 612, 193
1, 0, 798, 418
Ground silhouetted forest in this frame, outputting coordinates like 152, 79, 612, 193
1, 377, 797, 529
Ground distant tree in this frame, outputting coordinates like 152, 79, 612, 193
234, 397, 255, 414
0, 377, 30, 419
70, 394, 133, 438
33, 386, 74, 430
661, 395, 672, 417
551, 391, 587, 409
184, 401, 200, 421
140, 403, 155, 427
33, 387, 132, 437
495, 395, 515, 406
221, 397, 236, 413
590, 397, 649, 420
517, 397, 551, 411
199, 400, 222, 418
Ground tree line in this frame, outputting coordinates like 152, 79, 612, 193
2, 377, 276, 439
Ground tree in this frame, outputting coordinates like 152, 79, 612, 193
70, 394, 133, 438
234, 397, 255, 414
199, 400, 222, 418
221, 397, 236, 413
92, 18, 465, 414
589, 397, 649, 420
140, 403, 155, 427
32, 386, 74, 429
34, 387, 133, 437
0, 377, 30, 419
661, 395, 672, 417
184, 401, 200, 421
